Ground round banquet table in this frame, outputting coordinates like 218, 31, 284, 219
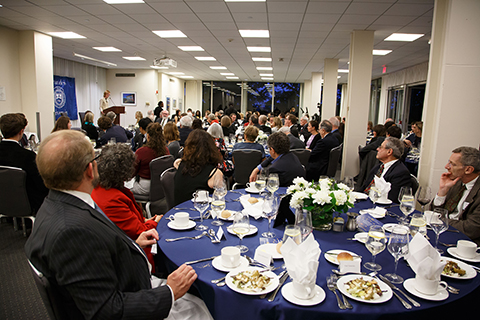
156, 188, 480, 320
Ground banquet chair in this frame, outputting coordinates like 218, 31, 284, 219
145, 155, 174, 217
326, 144, 342, 178
0, 166, 35, 237
176, 147, 184, 159
161, 167, 177, 212
410, 174, 419, 195
291, 148, 311, 167
231, 149, 263, 189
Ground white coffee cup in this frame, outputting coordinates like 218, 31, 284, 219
246, 182, 255, 190
292, 279, 316, 300
221, 246, 241, 268
457, 240, 480, 258
173, 212, 189, 227
414, 276, 447, 295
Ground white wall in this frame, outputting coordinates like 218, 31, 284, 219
0, 26, 22, 117
159, 73, 185, 115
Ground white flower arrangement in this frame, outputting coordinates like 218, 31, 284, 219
255, 130, 268, 144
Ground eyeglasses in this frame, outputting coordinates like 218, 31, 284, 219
86, 153, 101, 168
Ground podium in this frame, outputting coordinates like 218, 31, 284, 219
104, 106, 125, 125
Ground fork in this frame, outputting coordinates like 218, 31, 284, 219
327, 275, 346, 309
332, 274, 352, 309
165, 231, 207, 242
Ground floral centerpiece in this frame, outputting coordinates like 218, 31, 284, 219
255, 130, 268, 145
287, 177, 355, 231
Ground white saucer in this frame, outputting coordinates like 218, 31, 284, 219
376, 199, 392, 205
440, 257, 477, 279
324, 249, 361, 265
227, 224, 258, 236
353, 232, 368, 243
359, 208, 386, 219
257, 243, 283, 259
403, 278, 449, 301
281, 282, 325, 306
245, 187, 261, 194
382, 223, 401, 233
212, 256, 249, 272
167, 220, 196, 230
190, 197, 212, 203
351, 191, 368, 200
447, 247, 480, 263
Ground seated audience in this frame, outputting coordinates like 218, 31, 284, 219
249, 132, 305, 187
173, 129, 224, 206
156, 110, 170, 127
232, 125, 265, 158
82, 111, 98, 142
270, 117, 283, 133
278, 126, 305, 150
91, 144, 162, 268
329, 116, 343, 144
258, 115, 272, 134
208, 122, 234, 177
359, 124, 386, 159
404, 121, 422, 149
178, 115, 193, 146
51, 115, 72, 132
132, 117, 152, 152
0, 113, 48, 212
192, 118, 203, 130
134, 111, 143, 127
299, 116, 310, 142
305, 120, 321, 150
164, 122, 181, 158
306, 120, 339, 181
221, 115, 235, 137
284, 114, 301, 138
97, 116, 132, 146
366, 121, 374, 143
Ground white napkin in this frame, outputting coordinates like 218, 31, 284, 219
406, 233, 446, 280
239, 195, 264, 219
359, 206, 386, 219
281, 234, 321, 284
374, 176, 391, 200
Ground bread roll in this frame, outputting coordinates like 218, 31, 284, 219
276, 241, 283, 254
221, 210, 231, 219
248, 197, 259, 204
337, 252, 353, 261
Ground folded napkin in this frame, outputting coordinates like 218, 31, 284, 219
359, 206, 386, 219
374, 176, 391, 201
239, 195, 264, 219
406, 233, 446, 280
281, 234, 321, 284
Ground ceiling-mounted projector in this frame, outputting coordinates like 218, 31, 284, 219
153, 57, 177, 68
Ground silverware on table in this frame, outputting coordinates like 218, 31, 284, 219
165, 231, 207, 242
326, 275, 346, 309
173, 207, 197, 211
185, 255, 218, 265
260, 270, 287, 299
332, 274, 352, 309
325, 252, 363, 260
377, 275, 415, 308
267, 271, 289, 302
207, 229, 220, 243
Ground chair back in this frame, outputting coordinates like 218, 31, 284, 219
149, 155, 174, 202
326, 144, 342, 178
161, 167, 177, 211
291, 148, 311, 167
177, 147, 184, 159
0, 166, 32, 217
232, 149, 263, 189
410, 174, 419, 195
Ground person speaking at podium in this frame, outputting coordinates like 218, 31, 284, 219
100, 90, 112, 114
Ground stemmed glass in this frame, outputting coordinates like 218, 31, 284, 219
193, 190, 209, 231
232, 211, 250, 253
426, 208, 449, 254
342, 176, 355, 191
416, 186, 432, 213
398, 187, 415, 221
266, 173, 280, 195
255, 172, 267, 193
385, 225, 409, 284
409, 213, 427, 237
214, 175, 228, 197
369, 186, 380, 209
295, 208, 313, 242
364, 225, 387, 271
210, 190, 225, 226
283, 225, 302, 245
261, 194, 280, 238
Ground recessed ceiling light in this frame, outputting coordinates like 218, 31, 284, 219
247, 46, 271, 52
195, 56, 216, 61
123, 56, 146, 61
104, 0, 144, 3
220, 73, 235, 76
256, 67, 273, 71
225, 0, 265, 2
178, 46, 204, 51
73, 53, 116, 66
372, 50, 392, 56
180, 76, 194, 79
150, 66, 168, 69
338, 69, 349, 73
47, 32, 85, 39
384, 33, 424, 42
152, 30, 187, 38
93, 46, 122, 52
252, 57, 272, 62
226, 76, 239, 79
167, 72, 185, 75
239, 30, 270, 38
210, 66, 227, 70
261, 77, 274, 81
337, 76, 341, 78
259, 73, 273, 77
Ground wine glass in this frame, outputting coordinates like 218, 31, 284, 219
261, 194, 279, 238
364, 225, 387, 271
266, 173, 280, 195
398, 187, 415, 220
255, 172, 267, 193
426, 208, 449, 254
369, 186, 380, 209
294, 208, 313, 242
232, 211, 250, 253
342, 176, 355, 191
214, 175, 228, 197
193, 190, 209, 231
282, 225, 302, 245
416, 186, 432, 213
210, 191, 225, 226
385, 225, 409, 283
409, 213, 427, 237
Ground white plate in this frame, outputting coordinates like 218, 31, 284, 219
351, 192, 368, 200
245, 187, 261, 194
167, 220, 196, 230
376, 199, 393, 205
281, 282, 326, 306
336, 275, 393, 304
382, 223, 401, 233
190, 197, 212, 203
440, 257, 477, 279
218, 210, 235, 221
359, 208, 386, 219
227, 224, 258, 237
257, 243, 283, 259
403, 278, 449, 301
354, 232, 368, 244
324, 250, 361, 265
447, 247, 480, 263
212, 256, 249, 273
225, 267, 279, 296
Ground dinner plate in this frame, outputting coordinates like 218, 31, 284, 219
382, 223, 402, 233
212, 256, 249, 273
167, 220, 196, 230
245, 187, 261, 194
281, 282, 326, 306
354, 232, 368, 243
324, 250, 361, 265
359, 208, 386, 219
257, 243, 283, 259
440, 257, 477, 279
447, 247, 480, 263
190, 197, 212, 203
403, 278, 449, 301
225, 267, 279, 296
351, 192, 368, 200
227, 224, 258, 237
375, 199, 393, 205
336, 275, 392, 304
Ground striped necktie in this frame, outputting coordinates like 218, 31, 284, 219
364, 164, 384, 194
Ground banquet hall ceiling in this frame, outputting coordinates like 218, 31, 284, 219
0, 0, 434, 83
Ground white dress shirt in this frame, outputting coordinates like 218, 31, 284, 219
433, 176, 479, 220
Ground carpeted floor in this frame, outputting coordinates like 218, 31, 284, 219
0, 218, 49, 319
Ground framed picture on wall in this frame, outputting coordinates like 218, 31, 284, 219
121, 92, 136, 106
166, 97, 171, 111
173, 99, 177, 110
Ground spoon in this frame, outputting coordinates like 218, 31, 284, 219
332, 269, 366, 276
208, 229, 220, 243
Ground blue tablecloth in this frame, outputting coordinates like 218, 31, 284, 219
156, 188, 480, 320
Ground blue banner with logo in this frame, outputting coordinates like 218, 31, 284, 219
54, 76, 78, 120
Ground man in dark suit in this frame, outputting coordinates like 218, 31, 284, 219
285, 114, 301, 138
25, 130, 209, 319
279, 126, 305, 150
178, 115, 194, 146
361, 137, 412, 203
306, 120, 340, 181
329, 116, 343, 144
0, 113, 48, 212
299, 116, 311, 142
249, 132, 305, 187
132, 117, 152, 151
258, 115, 272, 134
430, 146, 480, 245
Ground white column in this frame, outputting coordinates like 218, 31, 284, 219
311, 72, 323, 118
323, 58, 339, 119
419, 0, 480, 191
185, 80, 202, 112
303, 80, 312, 116
341, 30, 374, 178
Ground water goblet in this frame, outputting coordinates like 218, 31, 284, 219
266, 173, 280, 195
416, 186, 432, 213
341, 176, 355, 191
426, 208, 449, 254
385, 225, 409, 284
369, 186, 380, 209
399, 187, 415, 221
364, 225, 387, 271
210, 191, 225, 226
294, 208, 313, 242
193, 190, 209, 231
261, 194, 279, 238
255, 172, 267, 193
232, 211, 250, 253
282, 225, 302, 245
409, 213, 427, 237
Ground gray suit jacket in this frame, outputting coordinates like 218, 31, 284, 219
25, 190, 172, 319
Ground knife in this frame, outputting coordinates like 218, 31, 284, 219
259, 270, 286, 299
184, 255, 218, 265
378, 274, 421, 307
267, 271, 289, 302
